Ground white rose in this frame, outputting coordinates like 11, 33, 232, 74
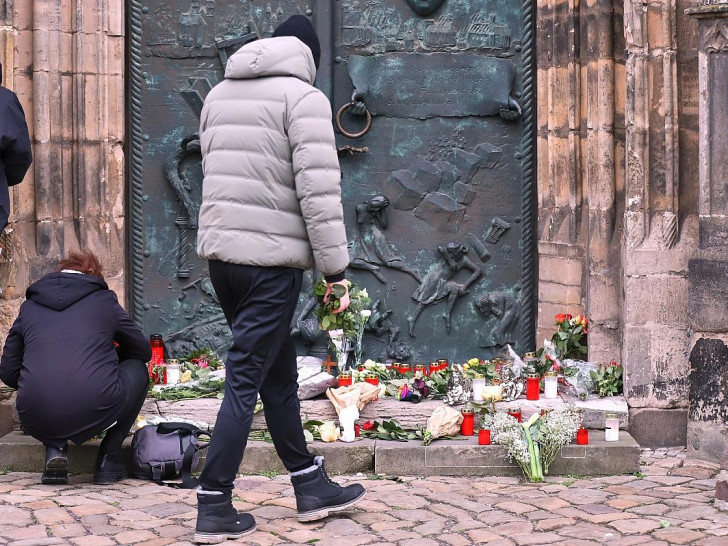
360, 288, 369, 298
361, 310, 372, 318
318, 422, 341, 443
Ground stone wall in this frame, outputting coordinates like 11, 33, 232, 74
0, 0, 126, 348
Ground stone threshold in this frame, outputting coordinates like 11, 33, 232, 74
0, 430, 640, 478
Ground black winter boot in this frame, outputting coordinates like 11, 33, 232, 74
290, 456, 365, 522
194, 491, 256, 544
41, 444, 68, 485
93, 450, 129, 485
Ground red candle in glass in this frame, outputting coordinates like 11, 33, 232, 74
398, 363, 411, 374
576, 428, 589, 445
358, 365, 365, 372
354, 424, 361, 437
507, 408, 522, 422
338, 372, 352, 387
414, 364, 426, 376
526, 373, 540, 401
150, 334, 164, 365
478, 429, 491, 445
437, 359, 448, 371
461, 409, 475, 436
365, 375, 379, 386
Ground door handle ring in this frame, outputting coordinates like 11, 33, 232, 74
336, 100, 372, 139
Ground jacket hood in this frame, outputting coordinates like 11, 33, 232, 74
26, 272, 108, 311
224, 36, 316, 84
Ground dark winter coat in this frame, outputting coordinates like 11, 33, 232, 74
0, 272, 151, 445
0, 86, 33, 232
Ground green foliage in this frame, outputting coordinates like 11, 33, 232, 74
360, 419, 424, 442
149, 376, 226, 401
590, 362, 624, 397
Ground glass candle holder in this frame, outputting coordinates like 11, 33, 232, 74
461, 408, 475, 436
605, 412, 620, 441
576, 428, 589, 445
166, 359, 181, 385
544, 371, 558, 399
150, 334, 164, 365
472, 373, 486, 402
526, 373, 541, 401
338, 371, 352, 388
398, 363, 411, 374
414, 364, 426, 376
507, 408, 522, 422
478, 428, 491, 445
365, 374, 379, 386
437, 359, 449, 371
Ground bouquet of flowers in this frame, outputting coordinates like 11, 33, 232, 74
314, 278, 371, 368
487, 406, 581, 482
550, 313, 588, 360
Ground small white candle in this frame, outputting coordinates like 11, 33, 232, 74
605, 412, 620, 442
544, 371, 558, 399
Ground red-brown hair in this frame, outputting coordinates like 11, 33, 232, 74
58, 250, 104, 279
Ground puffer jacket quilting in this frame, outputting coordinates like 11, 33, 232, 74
196, 36, 349, 276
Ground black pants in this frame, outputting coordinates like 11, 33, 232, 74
44, 359, 148, 453
200, 261, 313, 493
98, 359, 149, 455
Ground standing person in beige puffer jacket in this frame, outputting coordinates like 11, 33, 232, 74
193, 15, 365, 545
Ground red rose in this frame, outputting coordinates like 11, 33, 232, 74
362, 421, 375, 431
555, 313, 566, 324
566, 314, 573, 321
610, 360, 618, 367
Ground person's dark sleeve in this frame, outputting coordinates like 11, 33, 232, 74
0, 314, 24, 389
0, 92, 33, 187
109, 293, 151, 363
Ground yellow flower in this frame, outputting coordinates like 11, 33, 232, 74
467, 358, 479, 366
180, 370, 193, 383
463, 363, 470, 370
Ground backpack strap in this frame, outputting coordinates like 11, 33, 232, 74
156, 423, 211, 489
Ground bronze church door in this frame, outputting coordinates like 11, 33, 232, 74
127, 0, 536, 361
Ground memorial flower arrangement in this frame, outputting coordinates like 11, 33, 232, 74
314, 278, 371, 367
590, 361, 624, 397
551, 313, 588, 360
483, 406, 581, 482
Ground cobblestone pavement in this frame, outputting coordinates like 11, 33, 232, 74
0, 448, 726, 545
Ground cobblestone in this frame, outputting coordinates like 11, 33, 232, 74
0, 450, 725, 544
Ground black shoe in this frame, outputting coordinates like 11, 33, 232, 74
290, 456, 365, 522
194, 491, 256, 544
41, 445, 68, 485
93, 451, 129, 485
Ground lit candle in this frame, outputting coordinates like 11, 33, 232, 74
605, 412, 620, 441
508, 408, 522, 422
576, 428, 589, 445
398, 363, 411, 375
472, 373, 486, 402
166, 359, 181, 385
338, 371, 352, 388
364, 374, 379, 386
478, 428, 491, 445
414, 364, 426, 376
460, 408, 475, 436
544, 371, 558, 399
525, 373, 541, 401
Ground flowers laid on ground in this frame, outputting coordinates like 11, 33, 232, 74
359, 419, 423, 441
483, 406, 581, 482
149, 348, 227, 401
590, 361, 624, 397
318, 421, 342, 442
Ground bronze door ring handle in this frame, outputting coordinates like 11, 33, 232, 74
335, 100, 372, 139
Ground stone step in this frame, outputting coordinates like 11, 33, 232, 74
0, 430, 640, 478
142, 394, 629, 432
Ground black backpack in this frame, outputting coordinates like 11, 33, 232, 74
130, 422, 209, 488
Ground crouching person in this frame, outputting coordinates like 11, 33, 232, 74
0, 250, 151, 484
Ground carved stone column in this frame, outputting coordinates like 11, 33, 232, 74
0, 0, 126, 345
621, 0, 695, 447
686, 0, 728, 481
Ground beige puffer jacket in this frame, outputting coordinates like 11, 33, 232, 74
196, 36, 349, 277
